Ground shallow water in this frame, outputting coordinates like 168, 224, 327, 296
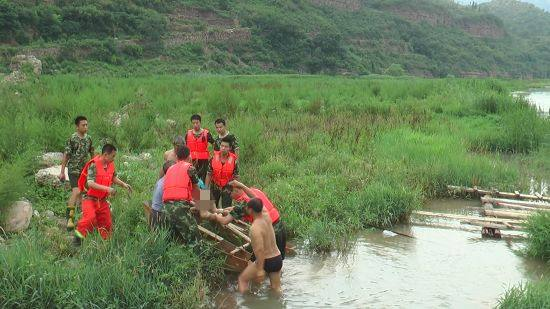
213, 199, 548, 308
514, 88, 550, 116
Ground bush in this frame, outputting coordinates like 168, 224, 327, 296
524, 212, 550, 261
384, 63, 406, 76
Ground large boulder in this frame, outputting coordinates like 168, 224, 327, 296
35, 165, 69, 187
2, 55, 42, 84
39, 152, 64, 167
2, 200, 33, 232
9, 54, 42, 76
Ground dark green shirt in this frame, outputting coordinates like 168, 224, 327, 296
64, 133, 93, 175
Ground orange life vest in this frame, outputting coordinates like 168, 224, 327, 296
163, 160, 193, 202
186, 129, 210, 160
78, 155, 115, 199
211, 151, 237, 188
235, 188, 280, 224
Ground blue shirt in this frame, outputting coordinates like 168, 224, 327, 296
152, 177, 164, 211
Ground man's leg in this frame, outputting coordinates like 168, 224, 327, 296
211, 186, 222, 209
274, 221, 287, 260
66, 173, 81, 230
95, 201, 112, 240
238, 262, 258, 294
75, 199, 97, 239
268, 271, 282, 295
221, 187, 233, 208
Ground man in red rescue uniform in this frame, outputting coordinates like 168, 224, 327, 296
214, 180, 287, 260
73, 144, 132, 245
185, 114, 214, 182
205, 136, 239, 209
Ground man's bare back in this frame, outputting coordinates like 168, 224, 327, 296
238, 198, 282, 294
251, 212, 280, 259
164, 149, 177, 162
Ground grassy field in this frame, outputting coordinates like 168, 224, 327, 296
0, 75, 549, 306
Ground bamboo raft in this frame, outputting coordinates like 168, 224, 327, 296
413, 186, 550, 237
447, 185, 550, 202
142, 202, 252, 272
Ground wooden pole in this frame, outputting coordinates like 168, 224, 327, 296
460, 219, 524, 230
448, 185, 550, 202
480, 196, 550, 209
230, 243, 251, 255
227, 223, 251, 243
483, 208, 531, 220
413, 210, 525, 225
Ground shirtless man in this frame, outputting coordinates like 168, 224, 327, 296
238, 198, 283, 294
161, 135, 184, 176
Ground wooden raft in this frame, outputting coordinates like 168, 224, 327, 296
142, 202, 252, 272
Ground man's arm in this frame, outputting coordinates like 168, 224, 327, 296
204, 159, 213, 187
59, 137, 72, 180
229, 180, 256, 199
207, 131, 215, 144
232, 135, 240, 156
251, 226, 265, 272
86, 180, 114, 193
89, 138, 94, 158
113, 176, 132, 193
59, 153, 69, 181
233, 161, 240, 181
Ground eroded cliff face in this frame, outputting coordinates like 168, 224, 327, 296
388, 8, 505, 38
309, 0, 361, 11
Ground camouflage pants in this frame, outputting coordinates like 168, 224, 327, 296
164, 201, 199, 245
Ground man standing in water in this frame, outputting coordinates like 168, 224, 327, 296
185, 114, 214, 181
238, 198, 283, 294
59, 116, 94, 231
214, 180, 287, 260
213, 118, 239, 156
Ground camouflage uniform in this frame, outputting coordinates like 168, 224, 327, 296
207, 157, 239, 208
64, 133, 93, 188
163, 166, 200, 244
187, 130, 215, 181
213, 132, 239, 153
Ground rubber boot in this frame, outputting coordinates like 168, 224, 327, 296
66, 206, 75, 231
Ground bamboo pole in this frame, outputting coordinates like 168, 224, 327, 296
483, 209, 531, 220
480, 196, 550, 209
227, 223, 251, 243
230, 243, 251, 255
413, 210, 525, 225
460, 220, 524, 230
447, 185, 550, 202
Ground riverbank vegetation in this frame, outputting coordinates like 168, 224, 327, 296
1, 75, 549, 306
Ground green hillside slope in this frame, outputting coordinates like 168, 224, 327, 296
0, 0, 549, 77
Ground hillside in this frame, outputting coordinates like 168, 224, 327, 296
1, 0, 549, 77
456, 0, 550, 11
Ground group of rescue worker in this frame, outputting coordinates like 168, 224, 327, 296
59, 114, 285, 294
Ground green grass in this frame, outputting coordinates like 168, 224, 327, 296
0, 75, 549, 305
498, 279, 550, 309
525, 212, 550, 262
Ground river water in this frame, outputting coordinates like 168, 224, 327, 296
513, 87, 550, 117
213, 199, 548, 308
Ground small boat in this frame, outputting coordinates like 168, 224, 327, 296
142, 202, 252, 272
